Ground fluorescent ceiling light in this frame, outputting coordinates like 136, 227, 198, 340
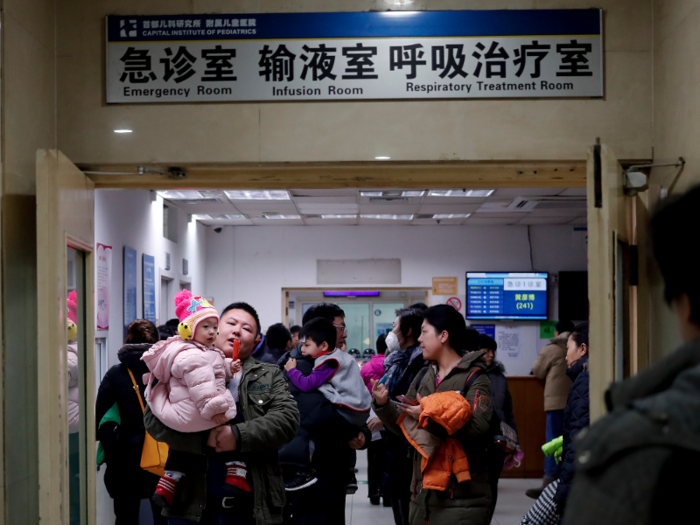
375, 156, 391, 160
114, 129, 132, 133
157, 190, 221, 200
360, 190, 425, 197
225, 190, 290, 200
428, 189, 495, 197
321, 214, 357, 219
192, 214, 212, 220
263, 214, 301, 220
199, 214, 246, 220
433, 213, 471, 219
361, 214, 414, 220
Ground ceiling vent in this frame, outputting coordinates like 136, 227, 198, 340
507, 197, 539, 211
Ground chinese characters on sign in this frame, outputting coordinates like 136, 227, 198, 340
107, 11, 603, 103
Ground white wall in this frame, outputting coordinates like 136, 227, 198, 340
204, 224, 587, 375
95, 189, 208, 364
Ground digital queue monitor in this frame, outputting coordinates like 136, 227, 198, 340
466, 272, 549, 320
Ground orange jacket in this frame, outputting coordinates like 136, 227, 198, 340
399, 390, 473, 491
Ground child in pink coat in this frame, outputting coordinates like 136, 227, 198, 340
142, 290, 247, 508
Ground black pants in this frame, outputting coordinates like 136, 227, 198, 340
283, 471, 346, 525
113, 496, 168, 525
487, 445, 505, 521
367, 439, 387, 499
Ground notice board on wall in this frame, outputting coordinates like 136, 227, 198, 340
106, 10, 603, 104
143, 254, 156, 324
123, 247, 138, 338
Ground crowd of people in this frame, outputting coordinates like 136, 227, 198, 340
93, 186, 700, 525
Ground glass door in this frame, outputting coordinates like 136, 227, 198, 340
371, 302, 406, 341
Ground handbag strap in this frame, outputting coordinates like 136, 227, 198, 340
126, 368, 146, 414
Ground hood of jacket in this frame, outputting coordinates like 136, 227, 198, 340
607, 337, 700, 410
485, 360, 506, 375
118, 343, 152, 374
566, 354, 588, 381
550, 331, 570, 349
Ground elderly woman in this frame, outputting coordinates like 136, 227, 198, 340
372, 305, 493, 525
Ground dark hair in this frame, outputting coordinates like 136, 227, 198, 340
300, 317, 337, 351
302, 302, 345, 325
408, 302, 428, 310
266, 323, 292, 349
479, 334, 498, 352
290, 325, 301, 335
570, 322, 589, 349
376, 333, 388, 354
165, 318, 179, 328
423, 305, 470, 355
650, 185, 700, 323
125, 319, 159, 344
556, 320, 575, 334
395, 306, 424, 341
221, 302, 261, 335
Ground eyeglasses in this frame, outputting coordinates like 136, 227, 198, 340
333, 324, 348, 335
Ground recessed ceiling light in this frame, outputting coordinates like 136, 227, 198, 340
225, 190, 290, 200
156, 190, 222, 200
360, 190, 424, 197
432, 213, 471, 219
263, 214, 301, 220
401, 190, 425, 197
192, 214, 212, 220
321, 214, 357, 219
428, 189, 495, 197
361, 214, 414, 220
375, 156, 391, 160
114, 129, 133, 133
361, 191, 384, 197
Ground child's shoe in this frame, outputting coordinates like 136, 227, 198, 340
224, 461, 252, 498
153, 474, 178, 508
285, 469, 318, 492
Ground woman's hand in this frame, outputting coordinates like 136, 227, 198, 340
367, 416, 384, 432
230, 359, 242, 375
284, 358, 297, 372
398, 394, 422, 420
371, 379, 389, 405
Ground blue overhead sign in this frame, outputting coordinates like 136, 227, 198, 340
106, 10, 603, 103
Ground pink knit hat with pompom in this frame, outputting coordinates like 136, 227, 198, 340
174, 289, 218, 340
67, 290, 78, 324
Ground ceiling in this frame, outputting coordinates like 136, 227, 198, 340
158, 187, 587, 227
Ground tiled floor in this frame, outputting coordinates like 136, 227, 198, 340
347, 453, 538, 525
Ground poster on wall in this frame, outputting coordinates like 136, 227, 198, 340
143, 254, 156, 324
471, 324, 496, 339
432, 277, 458, 295
123, 247, 138, 338
495, 325, 522, 359
106, 9, 603, 104
96, 243, 113, 330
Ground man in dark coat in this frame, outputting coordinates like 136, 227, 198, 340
563, 185, 700, 525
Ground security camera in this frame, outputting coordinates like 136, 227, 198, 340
214, 227, 223, 233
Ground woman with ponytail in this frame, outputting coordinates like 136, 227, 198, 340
95, 319, 167, 525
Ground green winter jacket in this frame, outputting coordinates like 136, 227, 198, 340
144, 357, 300, 523
374, 351, 493, 525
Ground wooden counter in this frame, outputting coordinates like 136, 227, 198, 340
500, 376, 546, 479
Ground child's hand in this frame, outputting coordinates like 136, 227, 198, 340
230, 359, 242, 375
284, 358, 297, 372
212, 413, 228, 425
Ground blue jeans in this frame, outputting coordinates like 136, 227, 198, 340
545, 410, 564, 478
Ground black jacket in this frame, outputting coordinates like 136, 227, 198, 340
554, 354, 589, 511
95, 343, 160, 498
258, 343, 288, 365
563, 339, 700, 525
277, 346, 370, 475
486, 361, 517, 432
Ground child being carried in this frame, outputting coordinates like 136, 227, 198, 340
283, 317, 372, 489
141, 290, 248, 509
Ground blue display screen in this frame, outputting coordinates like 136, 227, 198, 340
466, 272, 548, 320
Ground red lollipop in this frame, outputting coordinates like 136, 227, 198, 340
233, 339, 240, 361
